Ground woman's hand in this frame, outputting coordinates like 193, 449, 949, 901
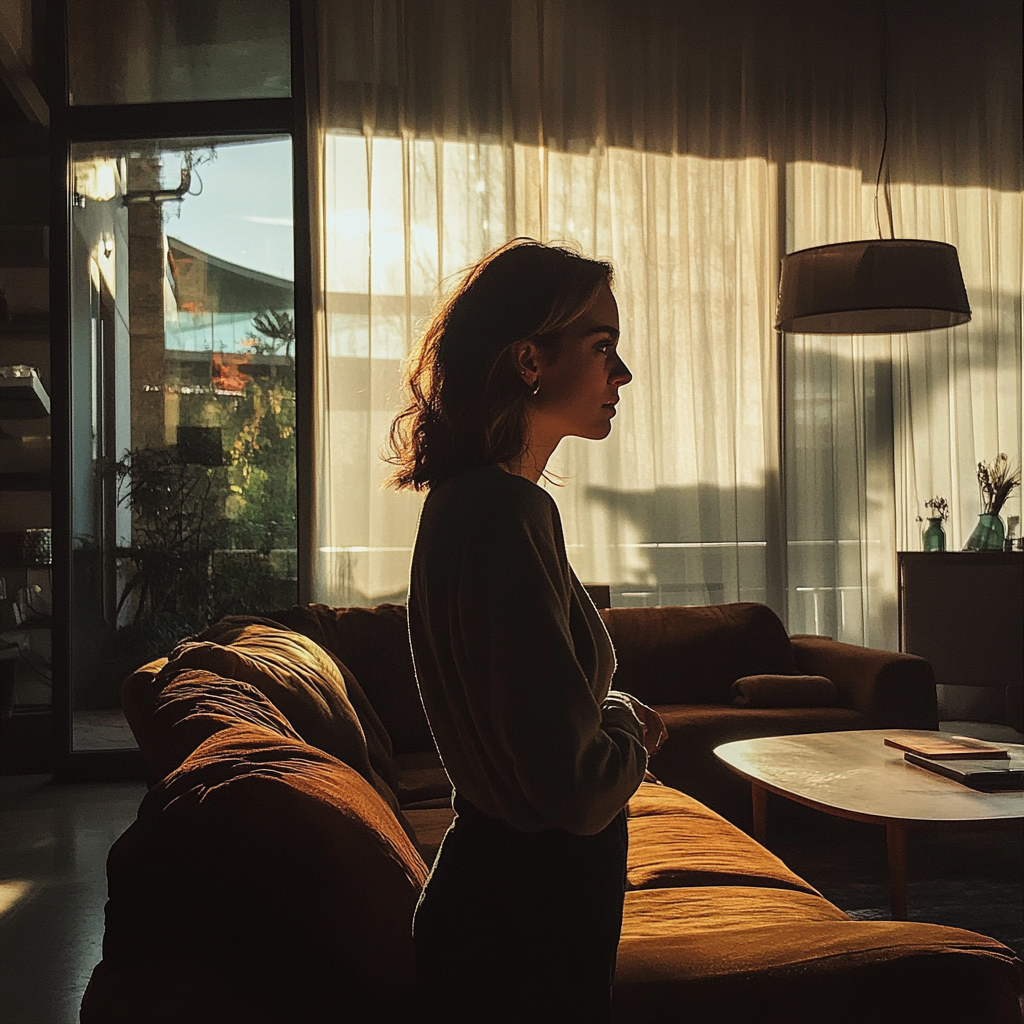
625, 697, 668, 755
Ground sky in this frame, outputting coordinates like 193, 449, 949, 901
163, 136, 294, 282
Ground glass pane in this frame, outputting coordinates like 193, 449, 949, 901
67, 0, 290, 106
69, 136, 296, 750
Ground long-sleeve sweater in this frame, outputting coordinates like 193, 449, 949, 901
408, 463, 647, 836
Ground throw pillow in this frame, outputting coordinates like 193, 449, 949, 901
730, 674, 838, 708
193, 614, 401, 793
265, 603, 434, 755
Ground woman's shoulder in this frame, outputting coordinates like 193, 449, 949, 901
424, 464, 558, 530
415, 465, 569, 583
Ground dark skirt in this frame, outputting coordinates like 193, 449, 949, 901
413, 794, 629, 1024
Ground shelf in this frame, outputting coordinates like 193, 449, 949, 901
0, 371, 50, 418
898, 551, 1022, 564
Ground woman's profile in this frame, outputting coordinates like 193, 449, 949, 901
387, 238, 667, 1024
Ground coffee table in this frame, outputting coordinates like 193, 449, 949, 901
714, 729, 1024, 920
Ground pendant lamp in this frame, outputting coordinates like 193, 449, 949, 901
775, 7, 971, 336
775, 238, 971, 334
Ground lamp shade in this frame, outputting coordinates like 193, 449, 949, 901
775, 238, 971, 334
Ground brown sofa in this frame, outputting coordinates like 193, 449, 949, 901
598, 602, 939, 818
81, 603, 1021, 1024
263, 600, 940, 821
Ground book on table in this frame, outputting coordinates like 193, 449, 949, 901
903, 752, 1024, 792
883, 735, 1010, 760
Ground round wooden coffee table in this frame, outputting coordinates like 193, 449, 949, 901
714, 729, 1024, 920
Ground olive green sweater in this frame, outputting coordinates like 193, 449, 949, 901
408, 464, 647, 835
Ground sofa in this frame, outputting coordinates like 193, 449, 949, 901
80, 602, 1021, 1023
595, 602, 939, 818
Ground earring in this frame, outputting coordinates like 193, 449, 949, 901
521, 371, 539, 396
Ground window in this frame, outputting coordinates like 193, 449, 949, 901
68, 136, 297, 748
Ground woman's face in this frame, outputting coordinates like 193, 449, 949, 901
523, 283, 632, 444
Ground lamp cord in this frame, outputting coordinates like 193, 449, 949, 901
873, 1, 895, 240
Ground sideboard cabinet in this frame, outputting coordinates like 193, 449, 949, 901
897, 552, 1023, 731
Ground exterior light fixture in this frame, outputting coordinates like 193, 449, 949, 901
72, 158, 123, 203
775, 6, 971, 336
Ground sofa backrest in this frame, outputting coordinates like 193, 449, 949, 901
91, 724, 428, 1023
600, 602, 799, 705
265, 601, 802, 733
267, 603, 433, 755
170, 620, 380, 784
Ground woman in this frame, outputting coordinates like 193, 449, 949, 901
387, 239, 667, 1023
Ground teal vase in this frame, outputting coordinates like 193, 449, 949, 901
963, 513, 1005, 552
922, 518, 946, 552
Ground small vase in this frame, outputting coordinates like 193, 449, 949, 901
922, 517, 946, 552
962, 513, 1005, 552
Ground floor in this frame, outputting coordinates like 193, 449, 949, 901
71, 710, 137, 752
0, 775, 146, 1024
0, 723, 1021, 1024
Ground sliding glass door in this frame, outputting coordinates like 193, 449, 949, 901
52, 0, 306, 773
68, 136, 297, 751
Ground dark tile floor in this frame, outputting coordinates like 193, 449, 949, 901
0, 775, 145, 1024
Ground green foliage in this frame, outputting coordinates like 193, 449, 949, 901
249, 309, 295, 358
114, 445, 226, 627
110, 308, 299, 670
226, 310, 298, 553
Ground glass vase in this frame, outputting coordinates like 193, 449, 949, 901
962, 513, 1005, 552
922, 517, 946, 552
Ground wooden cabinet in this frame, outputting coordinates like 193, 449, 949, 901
897, 552, 1023, 730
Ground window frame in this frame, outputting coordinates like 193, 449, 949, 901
48, 0, 314, 781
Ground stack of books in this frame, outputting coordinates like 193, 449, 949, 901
883, 735, 1024, 791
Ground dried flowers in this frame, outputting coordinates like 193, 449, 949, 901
922, 496, 949, 522
977, 454, 1020, 516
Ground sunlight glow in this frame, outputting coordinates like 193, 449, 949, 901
0, 880, 33, 919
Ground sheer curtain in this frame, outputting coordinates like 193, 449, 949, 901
783, 3, 1022, 648
307, 1, 1022, 650
785, 163, 903, 648
890, 188, 1022, 558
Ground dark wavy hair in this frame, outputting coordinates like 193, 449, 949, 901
385, 239, 613, 491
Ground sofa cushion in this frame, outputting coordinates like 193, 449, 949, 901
145, 668, 303, 780
91, 725, 428, 1023
731, 674, 838, 708
168, 621, 379, 785
626, 782, 818, 895
615, 887, 1022, 1023
600, 603, 800, 705
267, 603, 434, 755
195, 615, 401, 790
647, 704, 867, 816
